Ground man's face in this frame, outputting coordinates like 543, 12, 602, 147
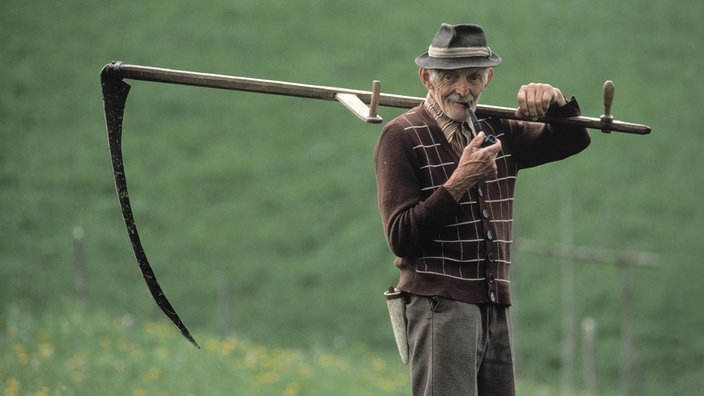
420, 67, 493, 122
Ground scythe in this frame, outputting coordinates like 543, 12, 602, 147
100, 61, 650, 348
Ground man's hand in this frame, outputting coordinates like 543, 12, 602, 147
515, 83, 567, 121
444, 132, 502, 201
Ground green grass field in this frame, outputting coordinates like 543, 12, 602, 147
3, 304, 411, 395
2, 0, 703, 394
4, 303, 601, 396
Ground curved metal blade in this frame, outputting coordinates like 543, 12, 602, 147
101, 64, 200, 348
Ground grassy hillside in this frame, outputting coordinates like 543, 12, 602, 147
1, 304, 412, 395
2, 0, 702, 394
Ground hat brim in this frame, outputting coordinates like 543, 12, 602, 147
415, 53, 502, 69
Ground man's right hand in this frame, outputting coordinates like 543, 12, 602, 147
443, 132, 502, 201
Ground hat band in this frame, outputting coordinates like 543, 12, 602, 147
428, 45, 493, 59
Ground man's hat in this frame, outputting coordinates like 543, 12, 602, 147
415, 23, 501, 70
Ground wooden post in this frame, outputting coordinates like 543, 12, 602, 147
582, 317, 598, 396
620, 259, 635, 396
561, 188, 576, 393
218, 276, 232, 337
72, 226, 87, 304
516, 239, 659, 394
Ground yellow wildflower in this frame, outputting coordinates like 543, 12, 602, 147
12, 344, 28, 365
38, 342, 54, 359
4, 378, 20, 396
140, 367, 162, 381
283, 382, 301, 396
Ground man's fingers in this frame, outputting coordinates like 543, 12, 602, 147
467, 131, 486, 149
517, 83, 565, 120
483, 138, 502, 157
526, 88, 538, 120
488, 136, 502, 150
540, 88, 553, 114
517, 84, 539, 120
516, 88, 528, 117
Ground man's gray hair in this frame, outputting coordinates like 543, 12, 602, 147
428, 68, 491, 83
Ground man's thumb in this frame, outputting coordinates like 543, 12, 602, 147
468, 132, 486, 148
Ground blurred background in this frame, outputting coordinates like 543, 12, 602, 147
2, 0, 702, 394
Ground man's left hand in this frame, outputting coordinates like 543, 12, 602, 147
515, 83, 567, 121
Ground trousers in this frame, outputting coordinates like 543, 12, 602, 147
405, 295, 516, 396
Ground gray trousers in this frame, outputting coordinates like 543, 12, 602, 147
406, 295, 516, 396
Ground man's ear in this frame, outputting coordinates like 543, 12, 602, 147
419, 67, 433, 90
485, 68, 494, 87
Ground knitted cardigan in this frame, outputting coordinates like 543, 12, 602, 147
374, 99, 591, 305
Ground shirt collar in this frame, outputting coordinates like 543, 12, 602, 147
423, 93, 473, 154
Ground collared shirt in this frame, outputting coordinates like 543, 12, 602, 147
423, 93, 475, 155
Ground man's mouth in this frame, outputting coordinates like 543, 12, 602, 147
451, 101, 472, 110
447, 95, 474, 108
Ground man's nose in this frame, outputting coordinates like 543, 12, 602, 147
454, 79, 470, 97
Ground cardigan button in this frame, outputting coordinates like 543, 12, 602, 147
486, 230, 494, 240
489, 291, 497, 302
482, 209, 490, 219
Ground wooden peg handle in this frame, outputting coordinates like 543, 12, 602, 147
602, 80, 614, 117
369, 80, 381, 118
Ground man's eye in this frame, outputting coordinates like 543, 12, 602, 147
443, 74, 458, 81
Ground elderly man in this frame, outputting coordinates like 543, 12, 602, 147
374, 23, 591, 395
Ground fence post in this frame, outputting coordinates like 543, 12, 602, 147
561, 188, 576, 393
219, 276, 232, 337
582, 317, 597, 396
73, 226, 87, 305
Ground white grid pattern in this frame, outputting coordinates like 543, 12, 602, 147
402, 117, 516, 282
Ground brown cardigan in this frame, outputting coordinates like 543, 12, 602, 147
374, 99, 591, 305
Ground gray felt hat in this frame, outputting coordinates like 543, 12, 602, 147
415, 23, 502, 70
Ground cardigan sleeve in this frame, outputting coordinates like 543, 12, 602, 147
374, 119, 459, 258
504, 97, 591, 169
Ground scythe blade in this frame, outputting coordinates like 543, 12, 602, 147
101, 63, 200, 348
